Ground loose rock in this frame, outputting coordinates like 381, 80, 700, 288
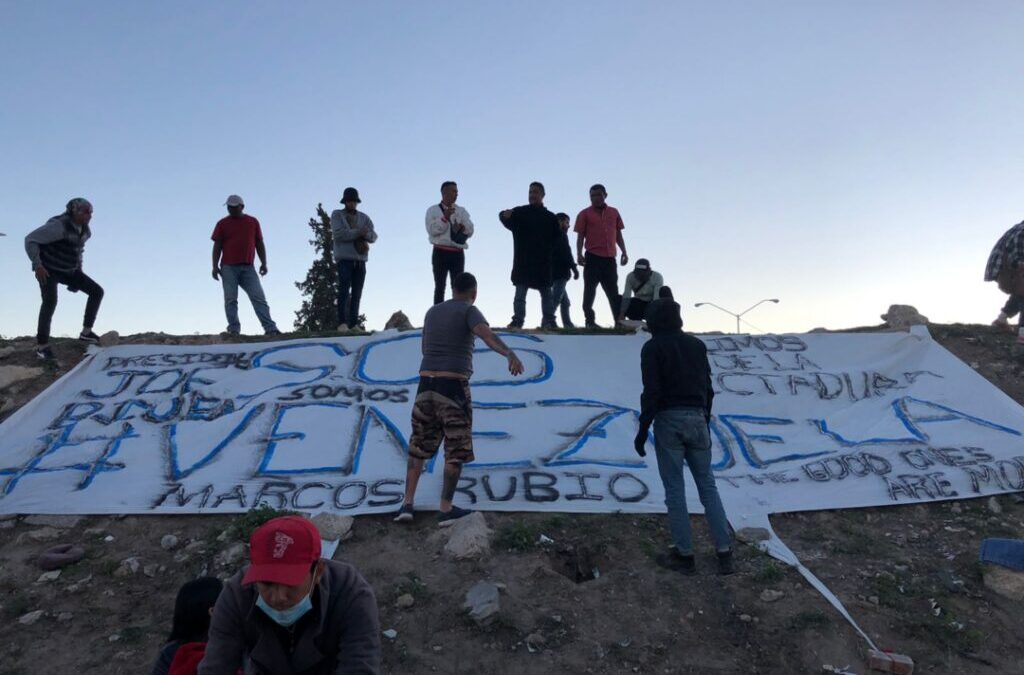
23, 515, 82, 529
18, 610, 45, 626
216, 542, 248, 568
36, 570, 61, 583
988, 496, 1003, 514
0, 365, 44, 389
382, 629, 398, 640
311, 513, 355, 541
57, 612, 73, 623
464, 581, 501, 626
443, 512, 492, 560
99, 331, 120, 347
396, 593, 415, 609
983, 565, 1024, 601
759, 589, 784, 603
384, 311, 414, 331
21, 527, 61, 543
114, 557, 141, 577
160, 534, 180, 550
880, 305, 928, 329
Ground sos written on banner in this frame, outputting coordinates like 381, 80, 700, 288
1, 328, 1022, 518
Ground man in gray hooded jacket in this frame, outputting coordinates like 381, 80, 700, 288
24, 197, 105, 361
330, 187, 378, 331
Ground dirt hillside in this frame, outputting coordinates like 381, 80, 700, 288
0, 324, 1022, 675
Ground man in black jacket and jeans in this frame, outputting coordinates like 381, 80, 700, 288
24, 198, 105, 362
634, 298, 734, 575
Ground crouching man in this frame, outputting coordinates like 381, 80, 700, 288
199, 516, 380, 674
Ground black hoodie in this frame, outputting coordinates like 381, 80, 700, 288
638, 299, 714, 430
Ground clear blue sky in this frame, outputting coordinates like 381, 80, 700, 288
2, 1, 1022, 338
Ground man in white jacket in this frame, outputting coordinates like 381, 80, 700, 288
425, 181, 475, 305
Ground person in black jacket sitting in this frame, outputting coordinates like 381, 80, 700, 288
634, 297, 734, 575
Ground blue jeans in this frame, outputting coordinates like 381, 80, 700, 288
221, 264, 278, 334
653, 408, 732, 554
337, 260, 367, 328
550, 277, 573, 327
512, 284, 555, 327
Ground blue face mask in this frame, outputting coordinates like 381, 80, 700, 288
256, 591, 313, 627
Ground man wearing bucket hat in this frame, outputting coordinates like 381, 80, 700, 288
199, 515, 380, 674
330, 187, 378, 332
211, 195, 281, 337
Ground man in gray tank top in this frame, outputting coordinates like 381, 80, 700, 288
395, 272, 525, 525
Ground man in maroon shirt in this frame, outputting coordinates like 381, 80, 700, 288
211, 195, 281, 336
574, 184, 629, 329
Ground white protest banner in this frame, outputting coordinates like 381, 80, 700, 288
1, 329, 1022, 516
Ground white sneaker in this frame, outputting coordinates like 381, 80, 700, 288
337, 324, 350, 333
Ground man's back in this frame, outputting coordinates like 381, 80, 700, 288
641, 300, 712, 418
420, 300, 488, 376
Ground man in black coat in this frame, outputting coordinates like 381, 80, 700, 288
499, 182, 561, 330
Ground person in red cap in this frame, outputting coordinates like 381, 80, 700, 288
199, 515, 380, 674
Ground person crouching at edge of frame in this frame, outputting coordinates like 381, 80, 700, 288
634, 296, 735, 575
394, 272, 525, 525
198, 516, 380, 674
24, 197, 105, 362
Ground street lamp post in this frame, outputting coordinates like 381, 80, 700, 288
694, 299, 780, 334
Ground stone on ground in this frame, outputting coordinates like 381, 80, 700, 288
311, 513, 355, 541
983, 565, 1024, 601
384, 311, 414, 331
0, 365, 44, 389
463, 581, 501, 626
443, 512, 492, 560
880, 305, 928, 329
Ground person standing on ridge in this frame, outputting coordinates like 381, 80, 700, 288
426, 181, 474, 304
395, 272, 524, 525
331, 187, 378, 331
211, 195, 281, 337
575, 184, 628, 329
24, 197, 105, 361
499, 182, 561, 330
552, 212, 579, 328
634, 297, 734, 576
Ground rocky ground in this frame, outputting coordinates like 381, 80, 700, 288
1, 324, 1023, 675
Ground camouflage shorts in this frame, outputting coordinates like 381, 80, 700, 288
408, 377, 474, 465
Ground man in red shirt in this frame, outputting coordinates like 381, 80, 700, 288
574, 184, 629, 329
211, 195, 281, 336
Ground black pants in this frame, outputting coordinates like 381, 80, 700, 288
337, 260, 367, 328
37, 269, 104, 344
623, 298, 650, 321
432, 248, 465, 305
582, 252, 619, 324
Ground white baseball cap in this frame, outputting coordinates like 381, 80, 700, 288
225, 195, 244, 207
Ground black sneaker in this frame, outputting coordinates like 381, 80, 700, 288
562, 322, 576, 329
393, 503, 414, 523
265, 328, 282, 336
585, 321, 599, 330
717, 549, 736, 576
36, 345, 56, 362
506, 322, 523, 331
437, 505, 473, 526
78, 330, 100, 344
656, 547, 696, 575
540, 322, 558, 332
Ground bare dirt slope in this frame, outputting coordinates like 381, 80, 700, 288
1, 325, 1022, 675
